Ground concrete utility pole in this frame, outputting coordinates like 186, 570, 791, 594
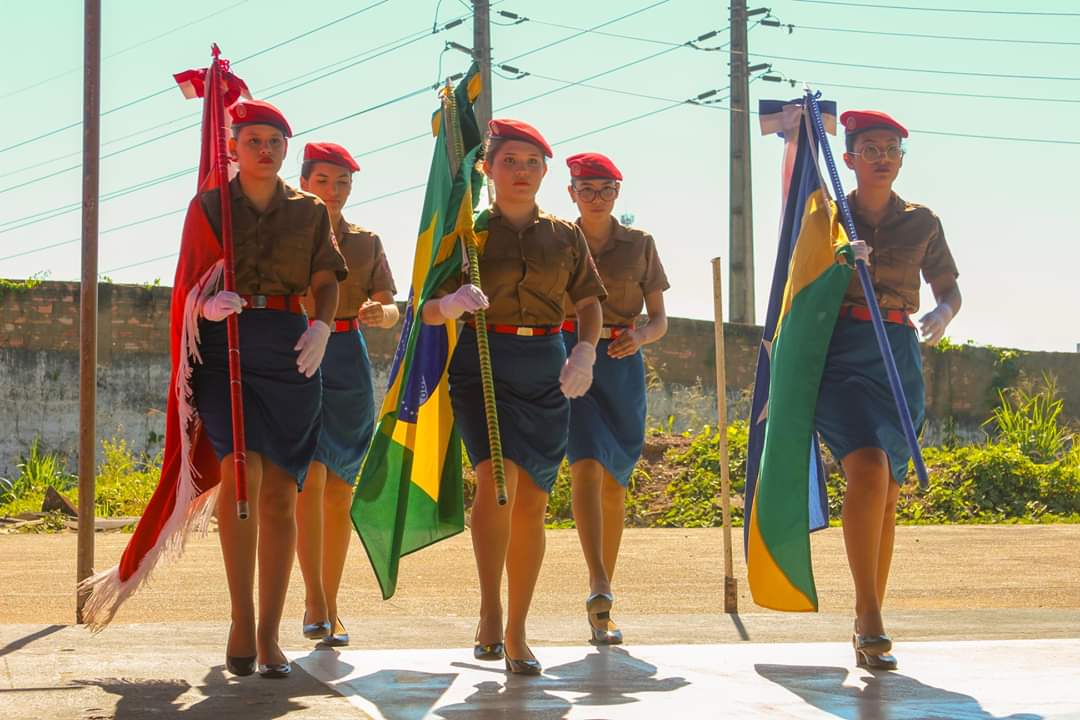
472, 0, 493, 135
76, 0, 101, 623
729, 3, 771, 325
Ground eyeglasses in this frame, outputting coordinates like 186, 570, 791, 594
574, 186, 618, 202
851, 145, 905, 163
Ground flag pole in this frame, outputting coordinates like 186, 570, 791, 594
209, 44, 250, 518
443, 80, 508, 506
711, 258, 737, 613
804, 91, 929, 490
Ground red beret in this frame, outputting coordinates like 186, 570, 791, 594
230, 99, 292, 137
488, 118, 552, 158
303, 142, 359, 172
840, 109, 908, 138
565, 152, 622, 181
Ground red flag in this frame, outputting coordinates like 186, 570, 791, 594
80, 53, 250, 629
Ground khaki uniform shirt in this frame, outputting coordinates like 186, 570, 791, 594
201, 177, 347, 296
302, 220, 397, 318
439, 207, 606, 326
564, 219, 669, 326
842, 191, 959, 314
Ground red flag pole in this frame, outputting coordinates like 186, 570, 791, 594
209, 44, 249, 520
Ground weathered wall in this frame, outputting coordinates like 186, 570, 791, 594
1, 280, 1077, 475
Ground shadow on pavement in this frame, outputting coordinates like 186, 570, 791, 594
432, 646, 690, 719
0, 625, 65, 658
78, 662, 366, 719
755, 663, 1043, 720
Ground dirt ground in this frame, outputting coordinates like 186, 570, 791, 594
2, 525, 1078, 627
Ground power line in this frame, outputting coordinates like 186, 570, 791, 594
0, 0, 254, 101
800, 79, 1080, 105
790, 0, 1080, 16
496, 10, 705, 48
753, 52, 1080, 82
787, 22, 1080, 46
0, 0, 393, 156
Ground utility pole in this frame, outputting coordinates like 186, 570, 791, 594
76, 0, 101, 623
472, 0, 493, 135
729, 3, 771, 325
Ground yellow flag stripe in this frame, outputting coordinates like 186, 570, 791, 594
746, 500, 817, 612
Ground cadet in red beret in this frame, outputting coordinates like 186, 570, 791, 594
423, 118, 606, 675
561, 152, 669, 645
194, 99, 347, 678
814, 109, 961, 670
294, 141, 398, 648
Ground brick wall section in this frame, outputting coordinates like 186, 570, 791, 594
2, 280, 1078, 474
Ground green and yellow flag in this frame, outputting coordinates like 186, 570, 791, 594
351, 65, 484, 599
745, 100, 851, 611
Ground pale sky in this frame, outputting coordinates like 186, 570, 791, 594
1, 0, 1078, 352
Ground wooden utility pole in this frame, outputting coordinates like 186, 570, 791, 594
729, 0, 755, 325
712, 258, 738, 613
472, 0, 493, 134
76, 0, 101, 623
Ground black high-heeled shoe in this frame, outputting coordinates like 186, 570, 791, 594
852, 619, 892, 655
258, 661, 292, 679
226, 655, 256, 677
473, 623, 504, 661
321, 617, 349, 648
504, 653, 542, 675
586, 592, 623, 645
855, 648, 898, 670
303, 611, 331, 640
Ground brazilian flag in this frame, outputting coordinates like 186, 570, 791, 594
351, 64, 484, 599
744, 99, 851, 611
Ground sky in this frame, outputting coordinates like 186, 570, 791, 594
1, 0, 1078, 353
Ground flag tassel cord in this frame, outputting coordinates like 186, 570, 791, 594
443, 82, 508, 506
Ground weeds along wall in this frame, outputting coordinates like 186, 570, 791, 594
2, 280, 1078, 475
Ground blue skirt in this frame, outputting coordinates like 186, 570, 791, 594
815, 317, 925, 484
306, 329, 375, 488
193, 310, 321, 482
563, 332, 646, 487
449, 325, 568, 493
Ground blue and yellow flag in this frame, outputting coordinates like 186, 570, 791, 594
744, 97, 850, 611
351, 65, 484, 599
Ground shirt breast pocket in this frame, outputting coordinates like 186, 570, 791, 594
277, 232, 313, 286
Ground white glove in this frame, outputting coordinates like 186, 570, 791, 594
294, 320, 331, 377
437, 284, 489, 320
850, 240, 872, 266
560, 342, 596, 399
918, 303, 954, 346
200, 290, 246, 321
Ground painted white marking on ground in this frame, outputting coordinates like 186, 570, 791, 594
290, 639, 1080, 719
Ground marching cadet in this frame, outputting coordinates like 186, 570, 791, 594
560, 152, 669, 645
816, 109, 961, 670
295, 142, 399, 648
193, 100, 347, 679
421, 118, 606, 675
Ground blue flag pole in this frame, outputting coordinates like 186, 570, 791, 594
804, 90, 930, 491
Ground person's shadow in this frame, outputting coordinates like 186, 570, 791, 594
755, 664, 1043, 720
435, 646, 689, 719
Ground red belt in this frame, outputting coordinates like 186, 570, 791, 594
465, 321, 561, 336
838, 304, 914, 328
310, 317, 359, 333
239, 294, 304, 314
560, 320, 630, 339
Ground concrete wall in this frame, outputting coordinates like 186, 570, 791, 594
1, 280, 1077, 475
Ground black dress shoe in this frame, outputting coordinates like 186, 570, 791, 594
855, 649, 898, 670
258, 661, 292, 679
474, 641, 505, 661
226, 655, 256, 677
505, 655, 542, 676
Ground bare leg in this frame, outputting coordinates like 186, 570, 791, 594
570, 459, 611, 597
295, 461, 328, 625
876, 478, 902, 606
504, 467, 549, 661
217, 452, 262, 659
256, 460, 298, 666
599, 472, 627, 583
471, 459, 518, 646
322, 470, 355, 632
840, 447, 891, 638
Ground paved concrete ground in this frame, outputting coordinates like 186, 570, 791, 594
1, 526, 1078, 718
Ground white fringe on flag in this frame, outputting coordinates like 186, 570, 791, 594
78, 261, 225, 631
